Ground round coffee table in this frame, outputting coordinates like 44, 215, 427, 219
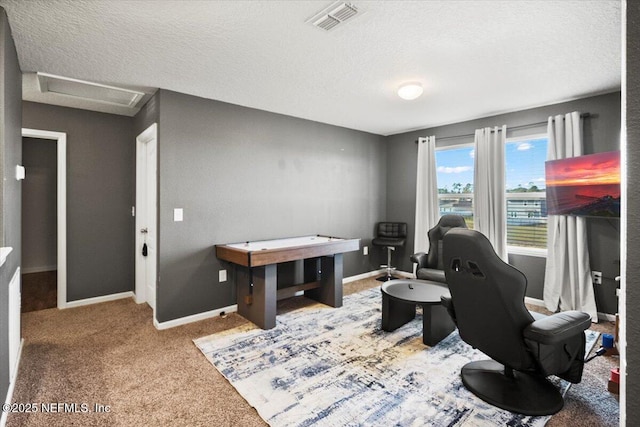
381, 279, 455, 346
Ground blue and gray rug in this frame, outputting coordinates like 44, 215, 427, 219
195, 287, 598, 427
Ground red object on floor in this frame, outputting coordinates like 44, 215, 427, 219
608, 368, 620, 394
610, 368, 620, 383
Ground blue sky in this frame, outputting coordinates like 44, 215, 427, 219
435, 137, 548, 192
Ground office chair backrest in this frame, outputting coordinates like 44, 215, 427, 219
443, 228, 536, 371
376, 222, 407, 239
426, 215, 467, 270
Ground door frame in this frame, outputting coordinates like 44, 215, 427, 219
21, 128, 68, 309
135, 123, 158, 317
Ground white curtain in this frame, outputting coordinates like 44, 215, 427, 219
414, 136, 439, 254
473, 126, 508, 261
544, 112, 597, 321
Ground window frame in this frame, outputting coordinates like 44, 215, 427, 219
504, 133, 548, 258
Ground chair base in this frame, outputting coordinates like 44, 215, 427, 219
461, 360, 564, 416
376, 246, 399, 282
376, 263, 398, 281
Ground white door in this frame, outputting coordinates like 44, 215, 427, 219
135, 123, 158, 312
9, 268, 21, 382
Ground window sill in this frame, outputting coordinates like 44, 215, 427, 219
507, 246, 547, 258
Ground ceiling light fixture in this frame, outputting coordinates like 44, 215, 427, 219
397, 82, 423, 100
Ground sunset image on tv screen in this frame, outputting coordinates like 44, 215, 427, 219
545, 150, 620, 217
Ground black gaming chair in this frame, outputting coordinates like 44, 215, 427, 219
441, 228, 591, 416
411, 214, 467, 283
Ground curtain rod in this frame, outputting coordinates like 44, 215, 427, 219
415, 112, 591, 143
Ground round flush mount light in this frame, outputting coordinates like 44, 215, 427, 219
397, 82, 423, 100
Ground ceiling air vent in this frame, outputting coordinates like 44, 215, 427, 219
308, 2, 360, 31
37, 72, 144, 108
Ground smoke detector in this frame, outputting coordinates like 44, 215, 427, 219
37, 72, 145, 108
308, 2, 360, 31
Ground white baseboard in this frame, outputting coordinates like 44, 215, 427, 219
64, 291, 134, 309
524, 296, 616, 322
21, 265, 57, 275
524, 296, 546, 307
391, 270, 414, 279
343, 269, 413, 283
597, 312, 617, 322
154, 304, 238, 330
343, 270, 381, 283
2, 338, 24, 427
152, 270, 400, 330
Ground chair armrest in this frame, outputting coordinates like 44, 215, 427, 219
410, 252, 427, 268
523, 310, 591, 345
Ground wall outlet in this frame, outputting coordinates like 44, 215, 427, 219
363, 246, 368, 256
219, 269, 227, 282
592, 271, 602, 285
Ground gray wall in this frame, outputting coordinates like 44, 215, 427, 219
134, 91, 159, 137
626, 1, 639, 421
385, 92, 621, 315
21, 137, 57, 272
154, 90, 386, 322
22, 102, 135, 301
0, 6, 22, 406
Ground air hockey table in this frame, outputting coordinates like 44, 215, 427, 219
216, 235, 360, 329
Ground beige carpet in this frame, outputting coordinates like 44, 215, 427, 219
7, 278, 618, 426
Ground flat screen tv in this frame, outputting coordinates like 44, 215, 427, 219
545, 150, 620, 217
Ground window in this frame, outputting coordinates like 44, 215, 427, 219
505, 135, 548, 255
435, 134, 548, 256
435, 144, 475, 228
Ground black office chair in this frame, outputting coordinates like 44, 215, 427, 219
411, 214, 467, 283
441, 228, 591, 416
372, 222, 407, 281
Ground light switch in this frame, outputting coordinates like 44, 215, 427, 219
174, 208, 183, 222
219, 270, 227, 282
16, 165, 25, 181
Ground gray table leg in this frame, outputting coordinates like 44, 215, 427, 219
382, 293, 416, 331
422, 303, 455, 346
306, 254, 343, 308
236, 264, 277, 329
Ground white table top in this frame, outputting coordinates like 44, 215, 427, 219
224, 235, 342, 251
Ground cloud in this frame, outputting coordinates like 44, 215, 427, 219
437, 166, 472, 174
517, 142, 532, 151
469, 149, 475, 158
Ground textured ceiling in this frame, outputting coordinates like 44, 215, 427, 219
0, 0, 622, 136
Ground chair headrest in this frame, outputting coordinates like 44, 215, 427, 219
429, 215, 467, 240
438, 215, 468, 228
443, 228, 495, 261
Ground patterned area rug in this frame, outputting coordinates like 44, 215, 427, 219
195, 287, 599, 427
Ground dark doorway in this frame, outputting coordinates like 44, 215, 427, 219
21, 137, 57, 312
